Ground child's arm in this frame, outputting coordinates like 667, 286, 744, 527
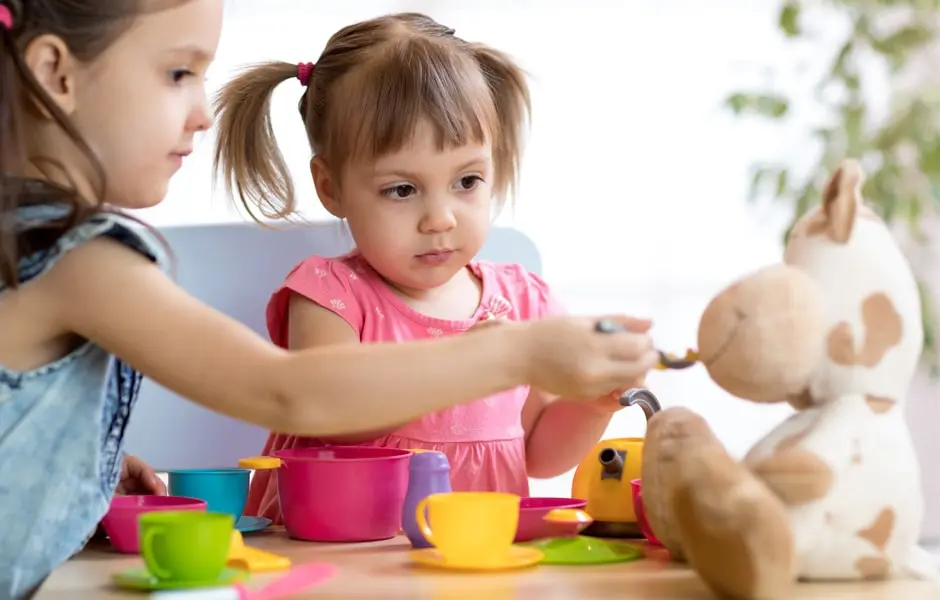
41, 237, 647, 437
522, 378, 645, 479
285, 294, 402, 443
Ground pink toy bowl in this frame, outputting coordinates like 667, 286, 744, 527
269, 446, 411, 543
101, 495, 207, 553
514, 497, 588, 542
630, 479, 662, 546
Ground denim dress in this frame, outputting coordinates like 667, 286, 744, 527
0, 204, 164, 599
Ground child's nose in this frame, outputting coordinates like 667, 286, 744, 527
188, 96, 212, 133
419, 204, 457, 233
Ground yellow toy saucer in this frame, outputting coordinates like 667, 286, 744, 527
410, 546, 544, 572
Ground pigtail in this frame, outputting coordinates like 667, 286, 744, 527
469, 44, 531, 210
212, 62, 302, 223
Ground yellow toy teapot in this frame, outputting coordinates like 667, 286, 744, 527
571, 388, 662, 538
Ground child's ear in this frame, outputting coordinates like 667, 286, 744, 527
820, 159, 862, 243
22, 34, 79, 118
311, 157, 345, 218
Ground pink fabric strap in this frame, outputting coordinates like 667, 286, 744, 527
297, 62, 315, 86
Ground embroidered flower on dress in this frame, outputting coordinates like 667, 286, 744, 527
483, 295, 513, 319
330, 298, 346, 310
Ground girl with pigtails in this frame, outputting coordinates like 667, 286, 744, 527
211, 13, 659, 523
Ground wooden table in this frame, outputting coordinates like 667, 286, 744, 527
37, 527, 940, 599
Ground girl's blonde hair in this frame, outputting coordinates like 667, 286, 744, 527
213, 12, 531, 222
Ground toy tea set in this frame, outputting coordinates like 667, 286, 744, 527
100, 160, 939, 599
99, 391, 670, 594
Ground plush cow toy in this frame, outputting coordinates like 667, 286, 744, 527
642, 159, 938, 599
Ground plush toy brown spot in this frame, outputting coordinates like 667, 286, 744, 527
826, 293, 903, 368
864, 394, 895, 414
856, 507, 895, 551
851, 438, 863, 464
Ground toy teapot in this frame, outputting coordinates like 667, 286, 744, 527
571, 388, 662, 538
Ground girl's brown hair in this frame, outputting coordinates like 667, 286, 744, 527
0, 0, 179, 288
213, 12, 531, 223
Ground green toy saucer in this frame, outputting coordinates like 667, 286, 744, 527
111, 567, 247, 591
521, 536, 643, 565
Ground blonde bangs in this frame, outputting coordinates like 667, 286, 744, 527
322, 38, 498, 168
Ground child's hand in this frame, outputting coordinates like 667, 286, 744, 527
519, 315, 658, 399
115, 455, 167, 496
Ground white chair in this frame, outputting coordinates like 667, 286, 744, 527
123, 221, 543, 470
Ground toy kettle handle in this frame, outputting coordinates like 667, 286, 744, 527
619, 388, 661, 421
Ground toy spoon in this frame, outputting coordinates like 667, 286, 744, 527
594, 319, 699, 370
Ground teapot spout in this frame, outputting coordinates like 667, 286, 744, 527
619, 388, 662, 420
598, 447, 625, 480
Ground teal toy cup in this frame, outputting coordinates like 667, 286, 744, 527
166, 468, 250, 520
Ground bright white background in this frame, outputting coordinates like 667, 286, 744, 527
144, 0, 933, 506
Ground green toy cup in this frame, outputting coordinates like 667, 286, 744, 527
138, 511, 235, 582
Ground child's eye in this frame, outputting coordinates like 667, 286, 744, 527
170, 69, 195, 83
456, 175, 484, 190
381, 184, 416, 199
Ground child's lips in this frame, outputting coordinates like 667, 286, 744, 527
415, 250, 455, 265
168, 150, 192, 170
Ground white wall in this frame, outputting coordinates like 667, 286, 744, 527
142, 1, 934, 504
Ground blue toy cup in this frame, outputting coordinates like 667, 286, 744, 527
166, 468, 250, 520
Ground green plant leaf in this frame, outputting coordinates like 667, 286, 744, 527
747, 167, 770, 203
918, 280, 940, 375
723, 93, 790, 119
775, 169, 789, 197
829, 40, 853, 80
842, 103, 867, 156
757, 94, 790, 118
794, 184, 816, 220
725, 92, 750, 115
870, 25, 934, 57
778, 2, 801, 37
920, 136, 940, 185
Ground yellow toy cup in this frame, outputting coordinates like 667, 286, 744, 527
415, 492, 519, 566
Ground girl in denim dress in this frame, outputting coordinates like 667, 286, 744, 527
0, 1, 656, 597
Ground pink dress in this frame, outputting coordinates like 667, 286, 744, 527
244, 251, 563, 523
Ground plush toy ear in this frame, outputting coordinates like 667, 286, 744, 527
820, 159, 862, 243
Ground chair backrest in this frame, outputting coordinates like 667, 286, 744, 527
123, 221, 542, 470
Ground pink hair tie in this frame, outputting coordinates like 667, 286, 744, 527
0, 5, 13, 31
297, 62, 315, 87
